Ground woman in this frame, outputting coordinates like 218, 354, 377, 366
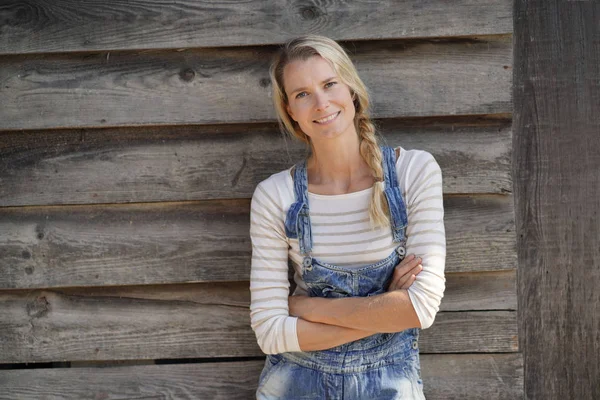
250, 35, 445, 399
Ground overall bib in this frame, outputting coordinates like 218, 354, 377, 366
256, 146, 425, 400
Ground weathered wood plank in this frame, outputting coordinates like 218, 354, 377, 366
31, 270, 516, 313
0, 195, 516, 289
0, 37, 512, 131
441, 270, 516, 311
514, 2, 600, 399
0, 118, 512, 206
0, 283, 518, 362
0, 353, 523, 400
0, 0, 513, 55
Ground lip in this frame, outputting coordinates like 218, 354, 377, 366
313, 111, 340, 125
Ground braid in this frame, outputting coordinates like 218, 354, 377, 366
357, 113, 391, 229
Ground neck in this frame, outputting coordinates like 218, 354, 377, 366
307, 132, 371, 185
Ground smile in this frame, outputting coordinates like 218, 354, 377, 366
314, 111, 340, 124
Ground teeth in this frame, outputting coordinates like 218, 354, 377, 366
316, 112, 338, 123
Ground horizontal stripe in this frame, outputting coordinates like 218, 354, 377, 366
312, 227, 377, 236
253, 245, 288, 250
314, 233, 391, 246
407, 241, 446, 249
406, 229, 446, 238
252, 266, 289, 272
252, 256, 288, 262
311, 217, 371, 227
252, 296, 289, 305
408, 207, 444, 218
250, 287, 289, 293
311, 208, 368, 217
257, 184, 284, 213
251, 278, 290, 283
316, 244, 395, 257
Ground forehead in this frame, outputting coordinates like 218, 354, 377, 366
282, 56, 338, 93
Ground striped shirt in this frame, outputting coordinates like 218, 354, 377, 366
249, 147, 446, 354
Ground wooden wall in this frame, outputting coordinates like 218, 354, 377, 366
0, 1, 522, 398
514, 1, 600, 399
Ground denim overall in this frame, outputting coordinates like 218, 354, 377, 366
256, 146, 425, 399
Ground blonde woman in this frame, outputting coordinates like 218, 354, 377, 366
250, 35, 445, 399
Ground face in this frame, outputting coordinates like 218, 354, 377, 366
282, 56, 356, 144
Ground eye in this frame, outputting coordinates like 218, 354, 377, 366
325, 81, 337, 88
295, 91, 307, 99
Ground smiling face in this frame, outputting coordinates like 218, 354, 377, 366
282, 56, 357, 144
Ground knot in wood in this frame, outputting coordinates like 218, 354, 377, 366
179, 68, 196, 82
300, 6, 320, 21
259, 78, 271, 88
27, 296, 50, 318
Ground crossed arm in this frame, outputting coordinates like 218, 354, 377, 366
289, 255, 423, 352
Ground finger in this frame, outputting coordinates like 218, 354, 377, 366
390, 261, 422, 292
390, 256, 422, 289
397, 263, 421, 285
400, 274, 417, 290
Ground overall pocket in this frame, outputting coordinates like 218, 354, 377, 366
257, 354, 286, 392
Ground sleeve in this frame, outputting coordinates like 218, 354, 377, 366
402, 152, 446, 329
249, 182, 302, 354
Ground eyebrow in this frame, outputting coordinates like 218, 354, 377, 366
288, 77, 337, 96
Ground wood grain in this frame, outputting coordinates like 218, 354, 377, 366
0, 118, 512, 207
513, 1, 600, 399
0, 195, 515, 289
0, 37, 512, 131
0, 283, 518, 362
0, 353, 522, 400
0, 0, 512, 55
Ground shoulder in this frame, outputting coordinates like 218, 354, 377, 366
394, 147, 441, 178
252, 167, 295, 209
255, 168, 292, 194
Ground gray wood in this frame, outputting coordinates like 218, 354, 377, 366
513, 1, 600, 399
0, 118, 512, 206
0, 37, 512, 131
0, 0, 512, 55
0, 284, 518, 362
441, 270, 516, 311
0, 195, 516, 289
27, 269, 516, 313
0, 354, 522, 400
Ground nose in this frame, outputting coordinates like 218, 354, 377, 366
313, 91, 330, 111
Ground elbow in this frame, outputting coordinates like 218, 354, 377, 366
252, 320, 278, 355
256, 337, 278, 355
418, 313, 436, 330
251, 314, 299, 355
407, 286, 444, 330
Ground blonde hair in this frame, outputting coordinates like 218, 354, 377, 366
269, 35, 390, 229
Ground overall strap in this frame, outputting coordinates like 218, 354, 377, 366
284, 159, 313, 256
381, 146, 409, 242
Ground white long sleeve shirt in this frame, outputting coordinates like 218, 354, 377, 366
249, 147, 446, 355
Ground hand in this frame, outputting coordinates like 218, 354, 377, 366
288, 294, 311, 318
386, 254, 423, 292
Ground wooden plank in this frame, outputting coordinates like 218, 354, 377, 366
0, 195, 516, 289
23, 270, 516, 313
441, 270, 516, 311
0, 0, 513, 55
0, 354, 523, 400
0, 283, 517, 362
0, 118, 512, 206
513, 2, 600, 399
0, 37, 512, 131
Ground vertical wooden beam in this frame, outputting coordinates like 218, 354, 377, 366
514, 1, 600, 399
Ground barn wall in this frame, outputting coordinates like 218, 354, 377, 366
514, 1, 600, 399
0, 1, 521, 398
